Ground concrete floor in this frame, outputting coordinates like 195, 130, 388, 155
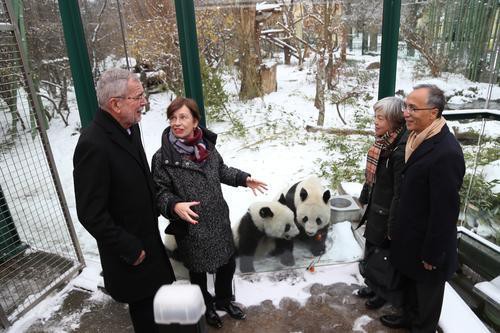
18, 281, 406, 333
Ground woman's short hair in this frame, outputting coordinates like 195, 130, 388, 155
167, 97, 201, 122
96, 68, 139, 108
373, 96, 405, 130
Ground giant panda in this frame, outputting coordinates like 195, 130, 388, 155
235, 201, 299, 273
163, 234, 189, 279
276, 175, 331, 256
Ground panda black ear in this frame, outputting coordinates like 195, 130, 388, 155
259, 207, 274, 218
278, 194, 287, 205
323, 190, 331, 204
300, 188, 308, 201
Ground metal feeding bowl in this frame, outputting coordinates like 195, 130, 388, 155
330, 195, 362, 223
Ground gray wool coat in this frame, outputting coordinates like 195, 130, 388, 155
151, 127, 249, 273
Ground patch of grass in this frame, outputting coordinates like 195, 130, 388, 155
317, 133, 371, 190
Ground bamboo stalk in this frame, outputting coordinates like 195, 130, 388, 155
441, 0, 451, 59
469, 1, 487, 80
453, 0, 466, 63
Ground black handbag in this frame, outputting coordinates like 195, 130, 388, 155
360, 246, 401, 291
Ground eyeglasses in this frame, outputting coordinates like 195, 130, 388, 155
402, 104, 435, 113
169, 114, 192, 123
112, 92, 147, 101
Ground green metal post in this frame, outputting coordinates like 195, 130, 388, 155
378, 0, 401, 99
58, 1, 97, 128
11, 0, 27, 54
174, 0, 206, 127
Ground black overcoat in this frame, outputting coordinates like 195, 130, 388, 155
390, 124, 465, 283
151, 127, 249, 273
73, 109, 175, 303
359, 129, 407, 246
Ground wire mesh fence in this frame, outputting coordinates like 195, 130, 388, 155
0, 0, 84, 328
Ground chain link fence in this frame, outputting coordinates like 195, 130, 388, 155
0, 0, 84, 328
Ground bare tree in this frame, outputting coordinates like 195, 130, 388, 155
342, 0, 382, 55
308, 1, 343, 126
235, 2, 262, 100
400, 4, 445, 77
23, 0, 71, 126
126, 0, 183, 94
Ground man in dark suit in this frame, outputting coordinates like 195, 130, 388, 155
73, 68, 175, 332
380, 84, 465, 332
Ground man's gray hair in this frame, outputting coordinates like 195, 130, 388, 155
414, 83, 445, 117
96, 68, 139, 108
373, 96, 405, 130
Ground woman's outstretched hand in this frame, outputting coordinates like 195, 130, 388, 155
246, 177, 268, 196
174, 201, 200, 224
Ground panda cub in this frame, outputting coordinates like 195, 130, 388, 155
163, 234, 189, 279
276, 175, 331, 256
236, 201, 299, 273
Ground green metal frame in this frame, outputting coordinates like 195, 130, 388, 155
58, 0, 207, 128
378, 0, 401, 99
174, 0, 206, 127
58, 0, 97, 128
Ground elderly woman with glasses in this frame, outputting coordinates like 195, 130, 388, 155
356, 96, 407, 310
151, 97, 266, 329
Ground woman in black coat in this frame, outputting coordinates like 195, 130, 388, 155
151, 97, 266, 329
357, 96, 406, 309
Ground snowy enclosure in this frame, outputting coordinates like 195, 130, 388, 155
1, 0, 499, 331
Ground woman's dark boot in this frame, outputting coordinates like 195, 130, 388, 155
205, 305, 223, 329
215, 302, 246, 320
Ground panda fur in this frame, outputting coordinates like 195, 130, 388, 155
235, 201, 299, 273
163, 233, 189, 279
276, 175, 331, 256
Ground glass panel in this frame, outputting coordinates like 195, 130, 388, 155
26, 0, 185, 253
450, 116, 500, 245
397, 0, 500, 245
192, 0, 392, 273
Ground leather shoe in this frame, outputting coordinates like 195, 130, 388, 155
205, 307, 223, 329
380, 314, 410, 329
365, 295, 386, 309
216, 302, 246, 320
356, 287, 375, 298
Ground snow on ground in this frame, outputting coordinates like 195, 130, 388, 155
352, 315, 372, 333
4, 51, 499, 331
440, 283, 490, 333
235, 262, 362, 307
395, 57, 500, 103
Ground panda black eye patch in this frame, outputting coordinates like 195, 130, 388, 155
302, 216, 308, 222
316, 218, 322, 225
259, 207, 274, 218
285, 224, 291, 232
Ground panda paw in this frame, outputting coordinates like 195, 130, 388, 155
280, 251, 295, 266
269, 247, 284, 257
310, 245, 326, 257
239, 256, 256, 273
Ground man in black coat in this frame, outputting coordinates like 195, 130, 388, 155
73, 68, 175, 332
381, 84, 465, 332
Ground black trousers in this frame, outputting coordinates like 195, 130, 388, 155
402, 275, 445, 333
189, 256, 236, 308
128, 296, 158, 333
